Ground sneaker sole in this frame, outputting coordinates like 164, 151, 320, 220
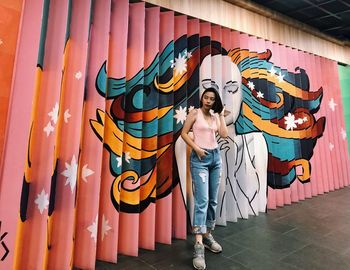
203, 244, 222, 254
193, 261, 206, 270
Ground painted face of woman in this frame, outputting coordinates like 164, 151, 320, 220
200, 54, 242, 125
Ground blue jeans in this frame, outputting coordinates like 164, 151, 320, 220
190, 148, 222, 234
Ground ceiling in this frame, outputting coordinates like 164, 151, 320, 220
248, 0, 350, 43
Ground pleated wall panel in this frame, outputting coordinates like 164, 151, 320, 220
0, 1, 349, 268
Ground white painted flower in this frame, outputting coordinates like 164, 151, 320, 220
81, 164, 94, 182
116, 156, 122, 167
303, 116, 308, 122
101, 214, 112, 241
186, 51, 192, 59
284, 112, 297, 131
256, 91, 264, 98
269, 66, 276, 76
328, 98, 337, 112
64, 109, 71, 123
329, 142, 334, 151
75, 71, 82, 80
87, 215, 98, 243
34, 189, 49, 214
341, 128, 347, 140
124, 152, 131, 163
48, 102, 59, 124
247, 81, 255, 90
61, 155, 78, 193
174, 106, 187, 125
172, 53, 187, 75
296, 118, 304, 124
277, 72, 284, 83
43, 121, 54, 137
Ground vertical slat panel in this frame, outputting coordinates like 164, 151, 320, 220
184, 18, 200, 229
315, 55, 329, 194
290, 47, 305, 201
333, 61, 350, 187
155, 10, 174, 245
47, 0, 91, 268
74, 0, 112, 268
323, 56, 339, 191
255, 37, 268, 213
0, 0, 23, 166
218, 28, 236, 223
118, 1, 145, 256
0, 1, 44, 268
305, 53, 324, 196
172, 14, 188, 239
264, 39, 277, 210
270, 41, 287, 207
139, 6, 160, 249
15, 1, 70, 268
297, 49, 312, 199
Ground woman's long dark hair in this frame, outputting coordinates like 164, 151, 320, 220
199, 87, 224, 114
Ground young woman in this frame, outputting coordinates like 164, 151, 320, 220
181, 87, 228, 270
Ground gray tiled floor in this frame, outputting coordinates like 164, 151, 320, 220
95, 186, 350, 269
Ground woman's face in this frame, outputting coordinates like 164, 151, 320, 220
200, 54, 242, 125
201, 91, 216, 110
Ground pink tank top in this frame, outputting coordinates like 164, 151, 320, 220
192, 109, 219, 149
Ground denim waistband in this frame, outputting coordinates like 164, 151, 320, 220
201, 147, 219, 153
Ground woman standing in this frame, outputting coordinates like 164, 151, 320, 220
181, 87, 228, 270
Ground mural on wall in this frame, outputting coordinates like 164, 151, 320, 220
90, 27, 326, 225
1, 0, 349, 269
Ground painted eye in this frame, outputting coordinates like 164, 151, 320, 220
201, 79, 219, 91
224, 81, 239, 94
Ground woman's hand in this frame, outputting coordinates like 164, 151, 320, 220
195, 147, 208, 160
220, 106, 230, 117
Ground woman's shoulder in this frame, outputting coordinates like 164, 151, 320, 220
188, 108, 199, 116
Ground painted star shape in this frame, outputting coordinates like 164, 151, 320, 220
75, 71, 82, 80
172, 53, 187, 76
61, 155, 78, 193
116, 156, 122, 167
188, 106, 195, 113
64, 109, 71, 123
174, 106, 187, 125
341, 128, 347, 140
87, 215, 98, 243
269, 66, 276, 76
329, 142, 334, 151
186, 51, 192, 59
124, 152, 131, 163
48, 102, 59, 124
256, 91, 264, 98
284, 112, 297, 131
277, 72, 284, 83
247, 81, 255, 90
43, 121, 54, 137
101, 214, 112, 241
328, 98, 337, 112
81, 164, 94, 182
34, 189, 49, 214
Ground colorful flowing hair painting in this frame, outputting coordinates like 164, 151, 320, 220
91, 33, 325, 213
233, 49, 325, 188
